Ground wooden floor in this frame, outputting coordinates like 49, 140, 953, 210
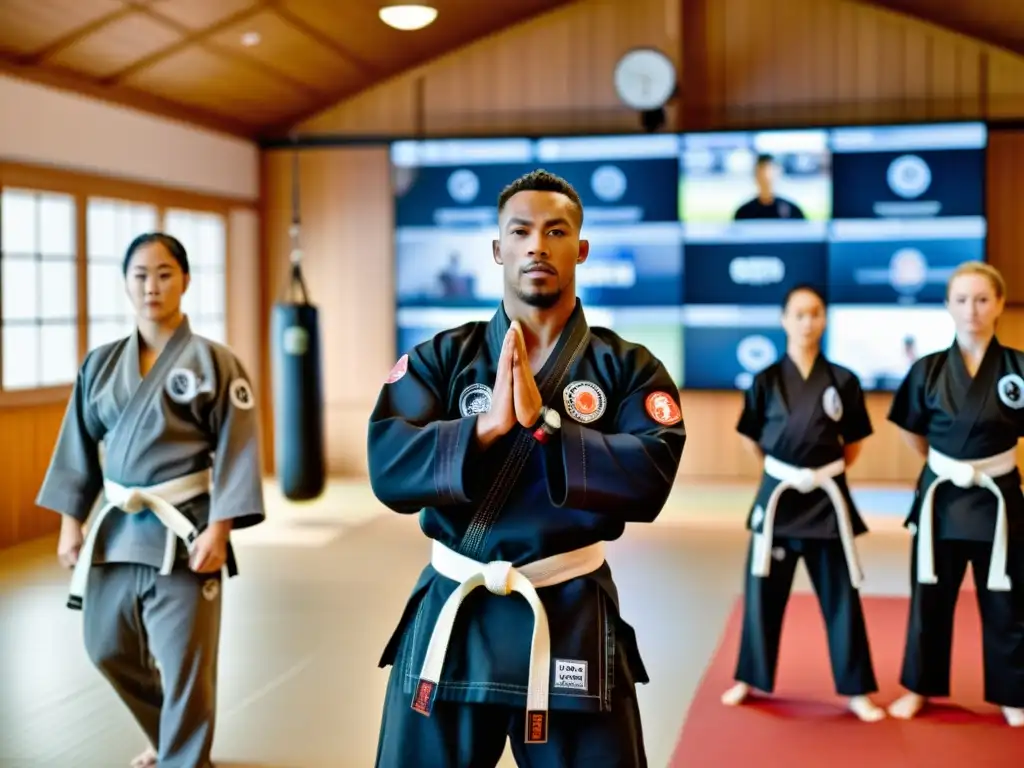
0, 480, 919, 768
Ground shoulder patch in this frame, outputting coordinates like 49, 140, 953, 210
166, 367, 198, 403
229, 378, 255, 410
822, 385, 843, 422
645, 390, 682, 426
386, 354, 409, 384
998, 373, 1024, 409
563, 381, 607, 424
459, 383, 492, 416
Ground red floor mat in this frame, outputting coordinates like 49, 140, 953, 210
668, 593, 1021, 768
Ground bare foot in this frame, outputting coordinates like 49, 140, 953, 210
849, 695, 886, 722
721, 682, 752, 706
130, 746, 157, 768
887, 692, 926, 719
1003, 707, 1024, 727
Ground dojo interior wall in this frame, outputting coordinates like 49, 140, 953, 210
0, 73, 262, 550
261, 0, 1024, 482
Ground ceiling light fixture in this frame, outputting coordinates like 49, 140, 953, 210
240, 31, 261, 47
378, 4, 438, 31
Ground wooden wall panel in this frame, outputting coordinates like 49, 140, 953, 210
685, 0, 1011, 127
984, 131, 1024, 304
0, 403, 67, 549
262, 0, 1024, 483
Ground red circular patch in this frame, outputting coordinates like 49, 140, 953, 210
645, 391, 681, 426
386, 354, 409, 384
574, 391, 597, 414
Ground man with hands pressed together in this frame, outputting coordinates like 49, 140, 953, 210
367, 169, 686, 768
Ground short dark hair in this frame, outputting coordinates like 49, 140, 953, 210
755, 153, 775, 167
122, 233, 190, 276
782, 283, 826, 311
497, 169, 584, 226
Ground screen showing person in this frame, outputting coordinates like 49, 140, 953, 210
680, 306, 790, 390
827, 219, 986, 305
679, 129, 831, 224
823, 305, 955, 391
395, 229, 501, 308
829, 122, 986, 221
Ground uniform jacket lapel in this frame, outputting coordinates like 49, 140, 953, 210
947, 338, 1001, 453
106, 317, 193, 471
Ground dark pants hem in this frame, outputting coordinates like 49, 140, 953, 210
734, 536, 878, 697
900, 536, 1024, 709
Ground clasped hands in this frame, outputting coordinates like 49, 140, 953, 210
475, 321, 544, 449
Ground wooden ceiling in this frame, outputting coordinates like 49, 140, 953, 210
866, 0, 1024, 58
0, 1, 1023, 140
0, 0, 572, 138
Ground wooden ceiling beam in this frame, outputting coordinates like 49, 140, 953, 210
17, 6, 136, 66
99, 1, 272, 85
121, 1, 325, 99
270, 4, 383, 76
856, 0, 1024, 59
0, 52, 256, 139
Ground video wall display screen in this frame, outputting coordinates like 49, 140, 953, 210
390, 121, 987, 391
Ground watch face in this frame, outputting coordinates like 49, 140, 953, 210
613, 48, 676, 111
545, 408, 561, 429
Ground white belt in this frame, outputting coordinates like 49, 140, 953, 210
412, 539, 606, 743
917, 447, 1016, 592
753, 455, 863, 588
68, 469, 212, 609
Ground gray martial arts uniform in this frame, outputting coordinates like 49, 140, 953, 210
36, 316, 265, 768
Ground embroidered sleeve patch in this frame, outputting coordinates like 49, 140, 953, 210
229, 378, 255, 410
386, 354, 409, 384
645, 391, 682, 425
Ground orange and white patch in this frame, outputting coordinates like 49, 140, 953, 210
645, 391, 682, 426
563, 381, 607, 424
386, 354, 409, 384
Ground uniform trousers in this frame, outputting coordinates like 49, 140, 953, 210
374, 660, 647, 767
734, 536, 878, 696
900, 535, 1024, 708
82, 562, 223, 768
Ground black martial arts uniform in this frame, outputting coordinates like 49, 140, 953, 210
732, 354, 879, 697
367, 299, 685, 768
888, 337, 1024, 708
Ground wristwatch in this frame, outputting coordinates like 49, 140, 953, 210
531, 406, 561, 444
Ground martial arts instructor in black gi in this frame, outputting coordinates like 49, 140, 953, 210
367, 169, 686, 767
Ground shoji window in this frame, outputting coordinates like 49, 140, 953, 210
0, 188, 78, 390
86, 197, 158, 351
163, 208, 227, 344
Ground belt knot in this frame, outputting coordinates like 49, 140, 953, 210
792, 469, 817, 493
949, 463, 981, 489
483, 561, 513, 596
114, 488, 147, 513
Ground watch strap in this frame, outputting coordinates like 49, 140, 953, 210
531, 406, 555, 443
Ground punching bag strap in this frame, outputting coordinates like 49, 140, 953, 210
282, 145, 311, 307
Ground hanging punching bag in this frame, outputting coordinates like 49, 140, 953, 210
270, 151, 326, 501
